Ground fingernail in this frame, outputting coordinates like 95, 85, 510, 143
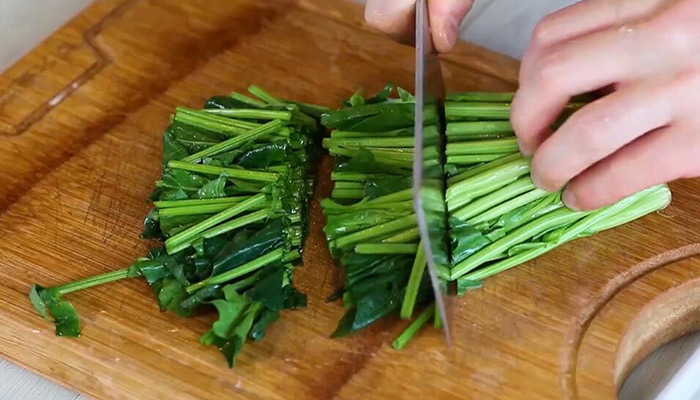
517, 138, 532, 156
531, 171, 545, 191
434, 14, 459, 52
563, 190, 580, 211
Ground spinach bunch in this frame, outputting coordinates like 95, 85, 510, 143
321, 88, 673, 350
442, 94, 672, 290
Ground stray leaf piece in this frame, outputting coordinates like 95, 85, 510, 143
29, 285, 80, 337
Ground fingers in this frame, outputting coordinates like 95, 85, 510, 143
562, 124, 695, 210
509, 0, 700, 211
530, 80, 674, 193
365, 0, 473, 52
528, 0, 667, 51
512, 22, 662, 155
518, 0, 666, 99
365, 0, 416, 44
429, 0, 474, 52
519, 0, 667, 80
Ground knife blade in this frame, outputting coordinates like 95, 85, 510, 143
413, 0, 451, 343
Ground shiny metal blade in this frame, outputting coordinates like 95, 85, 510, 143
413, 0, 451, 342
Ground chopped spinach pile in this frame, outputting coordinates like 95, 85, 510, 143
30, 86, 326, 367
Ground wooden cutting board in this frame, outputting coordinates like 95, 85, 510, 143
2, 1, 700, 399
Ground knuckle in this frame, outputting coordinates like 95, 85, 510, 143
669, 68, 700, 115
565, 108, 608, 155
535, 53, 566, 94
531, 19, 554, 49
648, 2, 700, 55
673, 128, 700, 178
518, 50, 536, 83
685, 67, 700, 86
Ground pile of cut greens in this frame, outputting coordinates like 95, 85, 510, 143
320, 87, 672, 348
29, 86, 326, 367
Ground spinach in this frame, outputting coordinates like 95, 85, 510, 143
161, 169, 207, 191
322, 86, 440, 342
450, 219, 491, 264
141, 209, 163, 239
197, 174, 227, 199
211, 220, 286, 276
29, 85, 323, 368
249, 309, 280, 341
364, 176, 412, 199
444, 94, 672, 285
336, 149, 406, 175
29, 285, 80, 337
324, 210, 412, 241
321, 86, 671, 350
163, 131, 189, 168
238, 142, 290, 169
248, 266, 286, 311
204, 95, 253, 110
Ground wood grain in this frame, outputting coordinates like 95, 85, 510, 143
0, 1, 699, 399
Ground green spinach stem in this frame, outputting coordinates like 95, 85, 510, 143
186, 248, 287, 294
167, 160, 280, 183
181, 119, 284, 163
400, 243, 426, 319
165, 193, 266, 254
54, 268, 133, 296
393, 304, 435, 350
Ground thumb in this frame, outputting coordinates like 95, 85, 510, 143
429, 0, 474, 52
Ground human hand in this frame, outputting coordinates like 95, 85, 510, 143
512, 0, 700, 210
364, 0, 474, 52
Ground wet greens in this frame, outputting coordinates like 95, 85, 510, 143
443, 94, 672, 284
29, 85, 322, 367
321, 85, 437, 341
322, 87, 673, 350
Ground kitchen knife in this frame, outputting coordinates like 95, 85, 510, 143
413, 0, 452, 343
